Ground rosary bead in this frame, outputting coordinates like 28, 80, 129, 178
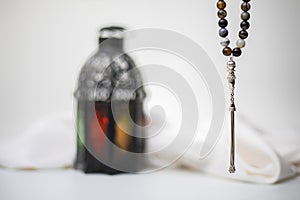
232, 48, 242, 57
217, 1, 251, 59
223, 47, 232, 56
239, 30, 248, 39
236, 39, 246, 48
241, 2, 251, 11
240, 21, 250, 30
218, 19, 228, 28
220, 38, 230, 47
219, 28, 228, 37
217, 10, 227, 18
217, 1, 226, 10
241, 12, 250, 20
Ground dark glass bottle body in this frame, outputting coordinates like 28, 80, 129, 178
74, 27, 146, 174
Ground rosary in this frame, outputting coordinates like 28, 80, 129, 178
217, 0, 251, 173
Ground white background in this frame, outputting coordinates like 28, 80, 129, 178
0, 0, 299, 139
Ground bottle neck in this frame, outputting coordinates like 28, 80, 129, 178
98, 38, 124, 53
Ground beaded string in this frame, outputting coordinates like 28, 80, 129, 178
216, 0, 251, 173
217, 0, 251, 57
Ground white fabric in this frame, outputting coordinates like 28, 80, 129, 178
153, 115, 300, 184
0, 113, 299, 184
0, 113, 76, 169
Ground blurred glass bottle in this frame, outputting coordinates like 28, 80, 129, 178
74, 26, 146, 174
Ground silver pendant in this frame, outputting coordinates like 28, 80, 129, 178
227, 57, 236, 173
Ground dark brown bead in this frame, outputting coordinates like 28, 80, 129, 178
241, 2, 251, 11
240, 21, 250, 30
217, 10, 227, 19
218, 19, 228, 28
232, 48, 242, 57
239, 30, 248, 39
217, 1, 226, 10
223, 47, 232, 56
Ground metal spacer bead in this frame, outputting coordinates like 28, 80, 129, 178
229, 104, 236, 111
227, 59, 236, 70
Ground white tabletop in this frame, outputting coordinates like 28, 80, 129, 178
1, 168, 299, 200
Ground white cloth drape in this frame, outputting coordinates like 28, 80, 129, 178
0, 113, 299, 184
152, 115, 300, 184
